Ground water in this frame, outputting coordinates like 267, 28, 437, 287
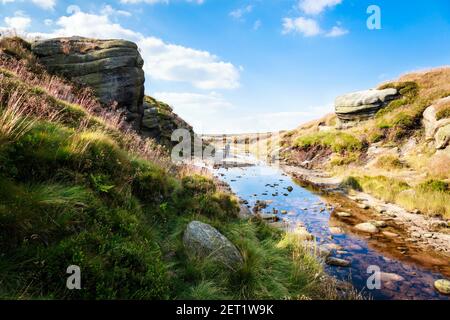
212, 161, 450, 300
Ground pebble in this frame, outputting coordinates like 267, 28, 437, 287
382, 231, 399, 238
325, 257, 351, 267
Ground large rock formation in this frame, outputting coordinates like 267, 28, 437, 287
142, 96, 194, 147
423, 97, 450, 149
335, 88, 398, 122
183, 221, 243, 269
31, 37, 145, 130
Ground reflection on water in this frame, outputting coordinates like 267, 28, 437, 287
213, 162, 450, 300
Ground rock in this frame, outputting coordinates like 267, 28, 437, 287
258, 213, 279, 221
281, 210, 288, 214
434, 279, 450, 295
424, 233, 433, 238
435, 124, 450, 149
358, 203, 370, 210
335, 88, 398, 122
141, 96, 194, 146
32, 37, 145, 127
370, 220, 388, 228
380, 272, 405, 283
336, 211, 352, 218
354, 222, 379, 234
329, 227, 345, 235
422, 97, 450, 149
325, 257, 351, 267
382, 231, 399, 238
183, 221, 243, 269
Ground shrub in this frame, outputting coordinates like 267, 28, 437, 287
418, 179, 449, 192
294, 131, 363, 153
374, 155, 404, 170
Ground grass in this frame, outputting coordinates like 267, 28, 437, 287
294, 131, 363, 153
374, 155, 404, 170
342, 175, 450, 218
435, 99, 450, 120
0, 36, 346, 300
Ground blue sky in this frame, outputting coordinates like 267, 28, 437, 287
1, 0, 450, 133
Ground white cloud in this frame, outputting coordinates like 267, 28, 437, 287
120, 0, 204, 4
298, 0, 342, 15
326, 25, 348, 37
253, 19, 261, 31
282, 17, 321, 36
1, 0, 56, 9
229, 5, 253, 20
101, 5, 132, 17
4, 11, 31, 32
44, 18, 53, 26
26, 7, 240, 90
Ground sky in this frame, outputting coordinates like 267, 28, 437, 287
1, 0, 450, 134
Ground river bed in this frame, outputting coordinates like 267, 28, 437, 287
210, 156, 450, 300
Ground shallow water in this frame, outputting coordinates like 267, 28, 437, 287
213, 161, 450, 300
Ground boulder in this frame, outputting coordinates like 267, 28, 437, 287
434, 279, 450, 295
422, 97, 450, 149
31, 37, 145, 129
335, 88, 398, 122
183, 221, 243, 269
141, 96, 194, 146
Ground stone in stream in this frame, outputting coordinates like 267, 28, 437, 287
329, 227, 345, 235
355, 222, 379, 234
258, 213, 279, 221
287, 186, 294, 192
183, 221, 243, 269
281, 210, 288, 215
325, 257, 351, 267
358, 203, 370, 210
434, 279, 450, 295
379, 272, 405, 283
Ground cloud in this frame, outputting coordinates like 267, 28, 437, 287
101, 5, 132, 17
26, 7, 240, 90
119, 0, 204, 4
1, 0, 55, 9
253, 19, 261, 31
326, 25, 348, 37
298, 0, 342, 15
282, 17, 321, 36
140, 38, 240, 89
229, 5, 253, 20
4, 11, 31, 32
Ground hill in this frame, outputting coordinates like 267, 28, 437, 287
0, 36, 345, 299
280, 67, 450, 219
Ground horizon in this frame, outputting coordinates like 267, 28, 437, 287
1, 0, 450, 134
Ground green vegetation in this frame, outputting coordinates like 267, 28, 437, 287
294, 131, 363, 153
374, 155, 404, 170
342, 175, 450, 218
435, 101, 450, 120
0, 37, 342, 300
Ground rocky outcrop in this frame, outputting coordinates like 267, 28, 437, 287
335, 88, 398, 122
142, 96, 194, 146
183, 221, 243, 269
31, 37, 145, 130
423, 97, 450, 149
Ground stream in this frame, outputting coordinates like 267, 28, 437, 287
209, 154, 450, 300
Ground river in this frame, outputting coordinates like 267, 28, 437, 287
209, 154, 450, 300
